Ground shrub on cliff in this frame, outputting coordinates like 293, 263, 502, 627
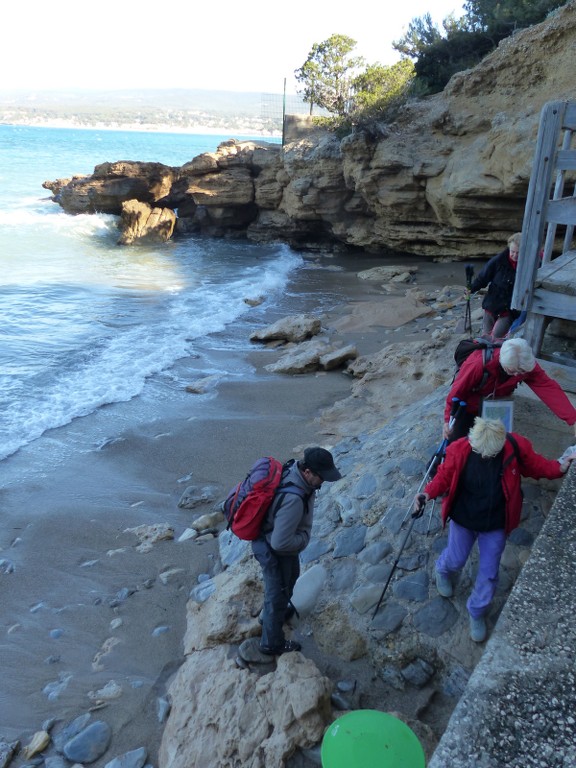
394, 0, 568, 93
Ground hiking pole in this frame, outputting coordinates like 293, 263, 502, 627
422, 398, 466, 534
426, 498, 436, 535
373, 400, 464, 618
402, 398, 466, 526
372, 507, 421, 620
464, 265, 474, 334
424, 397, 466, 491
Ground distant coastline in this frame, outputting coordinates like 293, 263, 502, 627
0, 87, 305, 139
0, 118, 282, 139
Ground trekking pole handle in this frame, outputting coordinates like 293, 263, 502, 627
412, 494, 427, 519
448, 399, 466, 428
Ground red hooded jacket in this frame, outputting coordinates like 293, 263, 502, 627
445, 347, 576, 425
424, 433, 564, 534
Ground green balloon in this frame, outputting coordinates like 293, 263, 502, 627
321, 710, 425, 768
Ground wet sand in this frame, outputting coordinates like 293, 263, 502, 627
0, 253, 464, 763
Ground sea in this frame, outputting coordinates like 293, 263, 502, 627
0, 123, 339, 469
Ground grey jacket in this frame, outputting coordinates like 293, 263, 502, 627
260, 461, 315, 555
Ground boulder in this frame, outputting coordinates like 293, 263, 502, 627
159, 648, 332, 768
250, 314, 322, 343
118, 200, 176, 244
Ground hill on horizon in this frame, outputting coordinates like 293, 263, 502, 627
0, 87, 308, 116
0, 87, 311, 134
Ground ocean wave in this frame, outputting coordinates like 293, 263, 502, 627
0, 243, 302, 461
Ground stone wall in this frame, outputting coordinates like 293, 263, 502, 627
429, 461, 576, 767
283, 114, 322, 143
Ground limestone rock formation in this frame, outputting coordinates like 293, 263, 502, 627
159, 648, 333, 768
44, 4, 576, 257
118, 200, 176, 244
43, 161, 177, 215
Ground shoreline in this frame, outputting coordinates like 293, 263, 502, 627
0, 119, 282, 138
0, 253, 463, 763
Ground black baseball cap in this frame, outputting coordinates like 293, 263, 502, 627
304, 446, 342, 482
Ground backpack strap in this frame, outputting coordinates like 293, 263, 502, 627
474, 341, 501, 392
502, 433, 520, 470
269, 460, 313, 519
270, 483, 312, 519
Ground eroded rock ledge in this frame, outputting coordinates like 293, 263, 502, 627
43, 4, 576, 260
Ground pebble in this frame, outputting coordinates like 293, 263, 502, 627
159, 568, 185, 585
0, 558, 15, 574
0, 740, 20, 768
401, 658, 435, 687
177, 528, 198, 542
43, 672, 73, 701
62, 720, 112, 763
189, 580, 216, 603
330, 693, 351, 710
44, 757, 68, 768
157, 696, 171, 723
22, 731, 50, 760
88, 680, 123, 701
52, 714, 92, 752
103, 747, 147, 768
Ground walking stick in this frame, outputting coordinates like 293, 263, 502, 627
426, 498, 437, 536
371, 510, 420, 620
401, 398, 466, 526
421, 397, 466, 533
375, 400, 466, 619
464, 265, 474, 334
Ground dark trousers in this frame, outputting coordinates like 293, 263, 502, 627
482, 309, 514, 340
252, 538, 299, 650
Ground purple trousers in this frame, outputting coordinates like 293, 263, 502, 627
436, 520, 506, 618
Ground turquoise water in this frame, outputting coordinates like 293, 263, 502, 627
0, 124, 299, 461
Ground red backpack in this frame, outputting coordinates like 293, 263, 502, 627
223, 457, 308, 541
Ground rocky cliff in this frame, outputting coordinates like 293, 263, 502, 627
43, 3, 576, 261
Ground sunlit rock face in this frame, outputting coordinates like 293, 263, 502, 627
44, 5, 576, 257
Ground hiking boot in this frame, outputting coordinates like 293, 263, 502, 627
435, 571, 453, 598
469, 615, 487, 643
260, 639, 302, 656
238, 637, 276, 664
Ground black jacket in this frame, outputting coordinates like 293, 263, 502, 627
470, 248, 519, 316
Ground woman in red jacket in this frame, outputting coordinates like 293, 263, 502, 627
415, 418, 575, 643
444, 337, 576, 442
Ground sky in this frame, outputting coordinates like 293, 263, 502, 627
4, 0, 465, 95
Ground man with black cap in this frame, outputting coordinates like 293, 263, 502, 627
252, 446, 342, 656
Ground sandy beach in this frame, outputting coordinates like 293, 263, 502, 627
0, 252, 465, 763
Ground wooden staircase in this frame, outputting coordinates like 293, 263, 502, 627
512, 100, 576, 391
